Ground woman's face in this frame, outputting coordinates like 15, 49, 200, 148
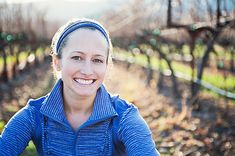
55, 28, 108, 98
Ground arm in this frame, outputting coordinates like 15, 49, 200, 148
0, 105, 35, 156
118, 106, 160, 156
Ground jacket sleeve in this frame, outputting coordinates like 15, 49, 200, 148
0, 105, 35, 156
118, 106, 160, 156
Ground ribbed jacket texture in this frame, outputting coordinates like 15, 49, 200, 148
0, 79, 160, 156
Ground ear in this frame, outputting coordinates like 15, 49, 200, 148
52, 56, 61, 71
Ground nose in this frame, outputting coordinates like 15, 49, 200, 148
80, 60, 93, 75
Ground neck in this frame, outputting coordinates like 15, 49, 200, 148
63, 90, 96, 115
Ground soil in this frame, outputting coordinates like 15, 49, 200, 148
0, 60, 235, 156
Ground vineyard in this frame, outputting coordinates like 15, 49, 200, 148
1, 54, 235, 155
1, 0, 235, 156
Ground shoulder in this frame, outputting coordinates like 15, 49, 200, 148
9, 95, 48, 119
27, 94, 49, 107
110, 95, 152, 138
18, 95, 49, 127
3, 95, 49, 132
26, 94, 49, 111
20, 94, 49, 119
110, 95, 138, 118
110, 97, 159, 155
110, 95, 142, 127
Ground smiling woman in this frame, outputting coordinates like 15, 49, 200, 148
0, 18, 160, 155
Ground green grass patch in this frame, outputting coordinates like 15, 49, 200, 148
18, 51, 29, 62
0, 46, 48, 71
21, 141, 37, 156
113, 48, 235, 93
0, 121, 5, 133
202, 73, 235, 91
164, 43, 235, 61
0, 51, 29, 68
35, 47, 45, 59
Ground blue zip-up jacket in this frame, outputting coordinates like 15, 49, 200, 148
0, 79, 160, 156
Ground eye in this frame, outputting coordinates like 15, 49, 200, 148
93, 59, 104, 63
71, 56, 82, 60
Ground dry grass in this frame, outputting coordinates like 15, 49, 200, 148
1, 61, 235, 156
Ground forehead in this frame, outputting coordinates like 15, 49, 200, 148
63, 28, 108, 55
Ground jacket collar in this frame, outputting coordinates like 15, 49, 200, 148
40, 79, 118, 127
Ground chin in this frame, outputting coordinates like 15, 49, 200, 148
76, 90, 97, 97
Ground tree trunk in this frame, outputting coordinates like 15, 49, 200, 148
1, 48, 8, 82
230, 48, 234, 72
189, 40, 197, 96
157, 56, 164, 90
9, 45, 17, 79
167, 0, 172, 27
154, 45, 180, 97
216, 0, 221, 27
146, 54, 153, 86
194, 32, 220, 96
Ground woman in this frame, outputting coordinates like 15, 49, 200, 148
0, 18, 160, 155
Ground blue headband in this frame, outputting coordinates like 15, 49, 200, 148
55, 21, 109, 54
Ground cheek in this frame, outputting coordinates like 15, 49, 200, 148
60, 60, 76, 75
96, 65, 107, 78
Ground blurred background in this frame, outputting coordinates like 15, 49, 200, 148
0, 0, 235, 155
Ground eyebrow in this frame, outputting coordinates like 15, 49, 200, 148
72, 51, 106, 57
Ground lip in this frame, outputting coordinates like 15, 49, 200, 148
74, 78, 96, 85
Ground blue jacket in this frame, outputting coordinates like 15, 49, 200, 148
0, 79, 160, 156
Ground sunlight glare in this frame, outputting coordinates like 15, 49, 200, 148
3, 0, 103, 4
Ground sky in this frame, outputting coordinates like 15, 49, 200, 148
3, 0, 100, 3
0, 0, 128, 22
2, 0, 233, 23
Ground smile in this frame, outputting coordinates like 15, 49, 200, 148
74, 78, 95, 85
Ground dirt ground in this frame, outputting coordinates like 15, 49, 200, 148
0, 60, 235, 156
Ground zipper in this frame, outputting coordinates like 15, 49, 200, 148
43, 115, 48, 155
73, 135, 77, 155
77, 115, 117, 131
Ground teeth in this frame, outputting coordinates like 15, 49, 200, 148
75, 79, 93, 85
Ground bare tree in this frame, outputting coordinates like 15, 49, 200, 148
166, 0, 235, 99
